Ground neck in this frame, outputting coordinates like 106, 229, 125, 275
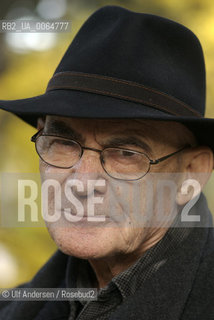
89, 227, 168, 288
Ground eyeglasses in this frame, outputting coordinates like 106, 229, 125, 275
31, 130, 189, 181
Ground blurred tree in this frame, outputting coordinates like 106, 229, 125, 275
0, 0, 40, 19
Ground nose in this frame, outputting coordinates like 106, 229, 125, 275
69, 148, 107, 197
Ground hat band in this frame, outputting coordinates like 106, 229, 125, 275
46, 71, 202, 118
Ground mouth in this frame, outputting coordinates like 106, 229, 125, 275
62, 208, 111, 223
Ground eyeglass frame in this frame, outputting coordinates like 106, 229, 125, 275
31, 129, 190, 181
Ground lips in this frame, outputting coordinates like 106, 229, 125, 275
63, 208, 108, 222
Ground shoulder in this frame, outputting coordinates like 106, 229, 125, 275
181, 227, 214, 319
0, 250, 69, 320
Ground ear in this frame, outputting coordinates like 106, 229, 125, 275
176, 146, 213, 205
37, 117, 45, 130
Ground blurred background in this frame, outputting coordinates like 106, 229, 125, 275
0, 0, 214, 288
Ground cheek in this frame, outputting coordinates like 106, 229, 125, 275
39, 160, 70, 177
108, 180, 149, 222
152, 157, 181, 174
39, 161, 72, 202
41, 174, 151, 257
45, 221, 146, 259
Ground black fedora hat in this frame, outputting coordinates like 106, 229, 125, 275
0, 6, 214, 150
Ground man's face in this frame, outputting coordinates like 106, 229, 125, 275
39, 116, 188, 260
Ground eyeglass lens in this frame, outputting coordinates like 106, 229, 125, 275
35, 135, 150, 180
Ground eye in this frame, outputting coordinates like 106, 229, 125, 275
116, 150, 141, 163
49, 138, 75, 146
37, 136, 81, 156
44, 137, 77, 149
120, 150, 136, 157
103, 148, 143, 165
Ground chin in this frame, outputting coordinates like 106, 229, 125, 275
47, 224, 119, 260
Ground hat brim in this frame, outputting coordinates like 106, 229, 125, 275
0, 89, 214, 151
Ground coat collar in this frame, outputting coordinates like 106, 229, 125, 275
110, 194, 213, 320
0, 194, 212, 320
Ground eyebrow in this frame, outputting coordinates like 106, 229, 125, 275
44, 120, 152, 154
44, 120, 84, 143
104, 127, 153, 153
104, 136, 152, 154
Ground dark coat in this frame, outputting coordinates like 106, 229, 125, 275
1, 197, 214, 320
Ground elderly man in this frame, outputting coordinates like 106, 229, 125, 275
0, 5, 214, 320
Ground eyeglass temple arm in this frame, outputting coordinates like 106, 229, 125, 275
150, 145, 190, 165
31, 129, 43, 142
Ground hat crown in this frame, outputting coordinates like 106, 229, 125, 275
55, 6, 206, 116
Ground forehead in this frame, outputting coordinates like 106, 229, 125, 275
44, 116, 192, 151
44, 116, 192, 152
